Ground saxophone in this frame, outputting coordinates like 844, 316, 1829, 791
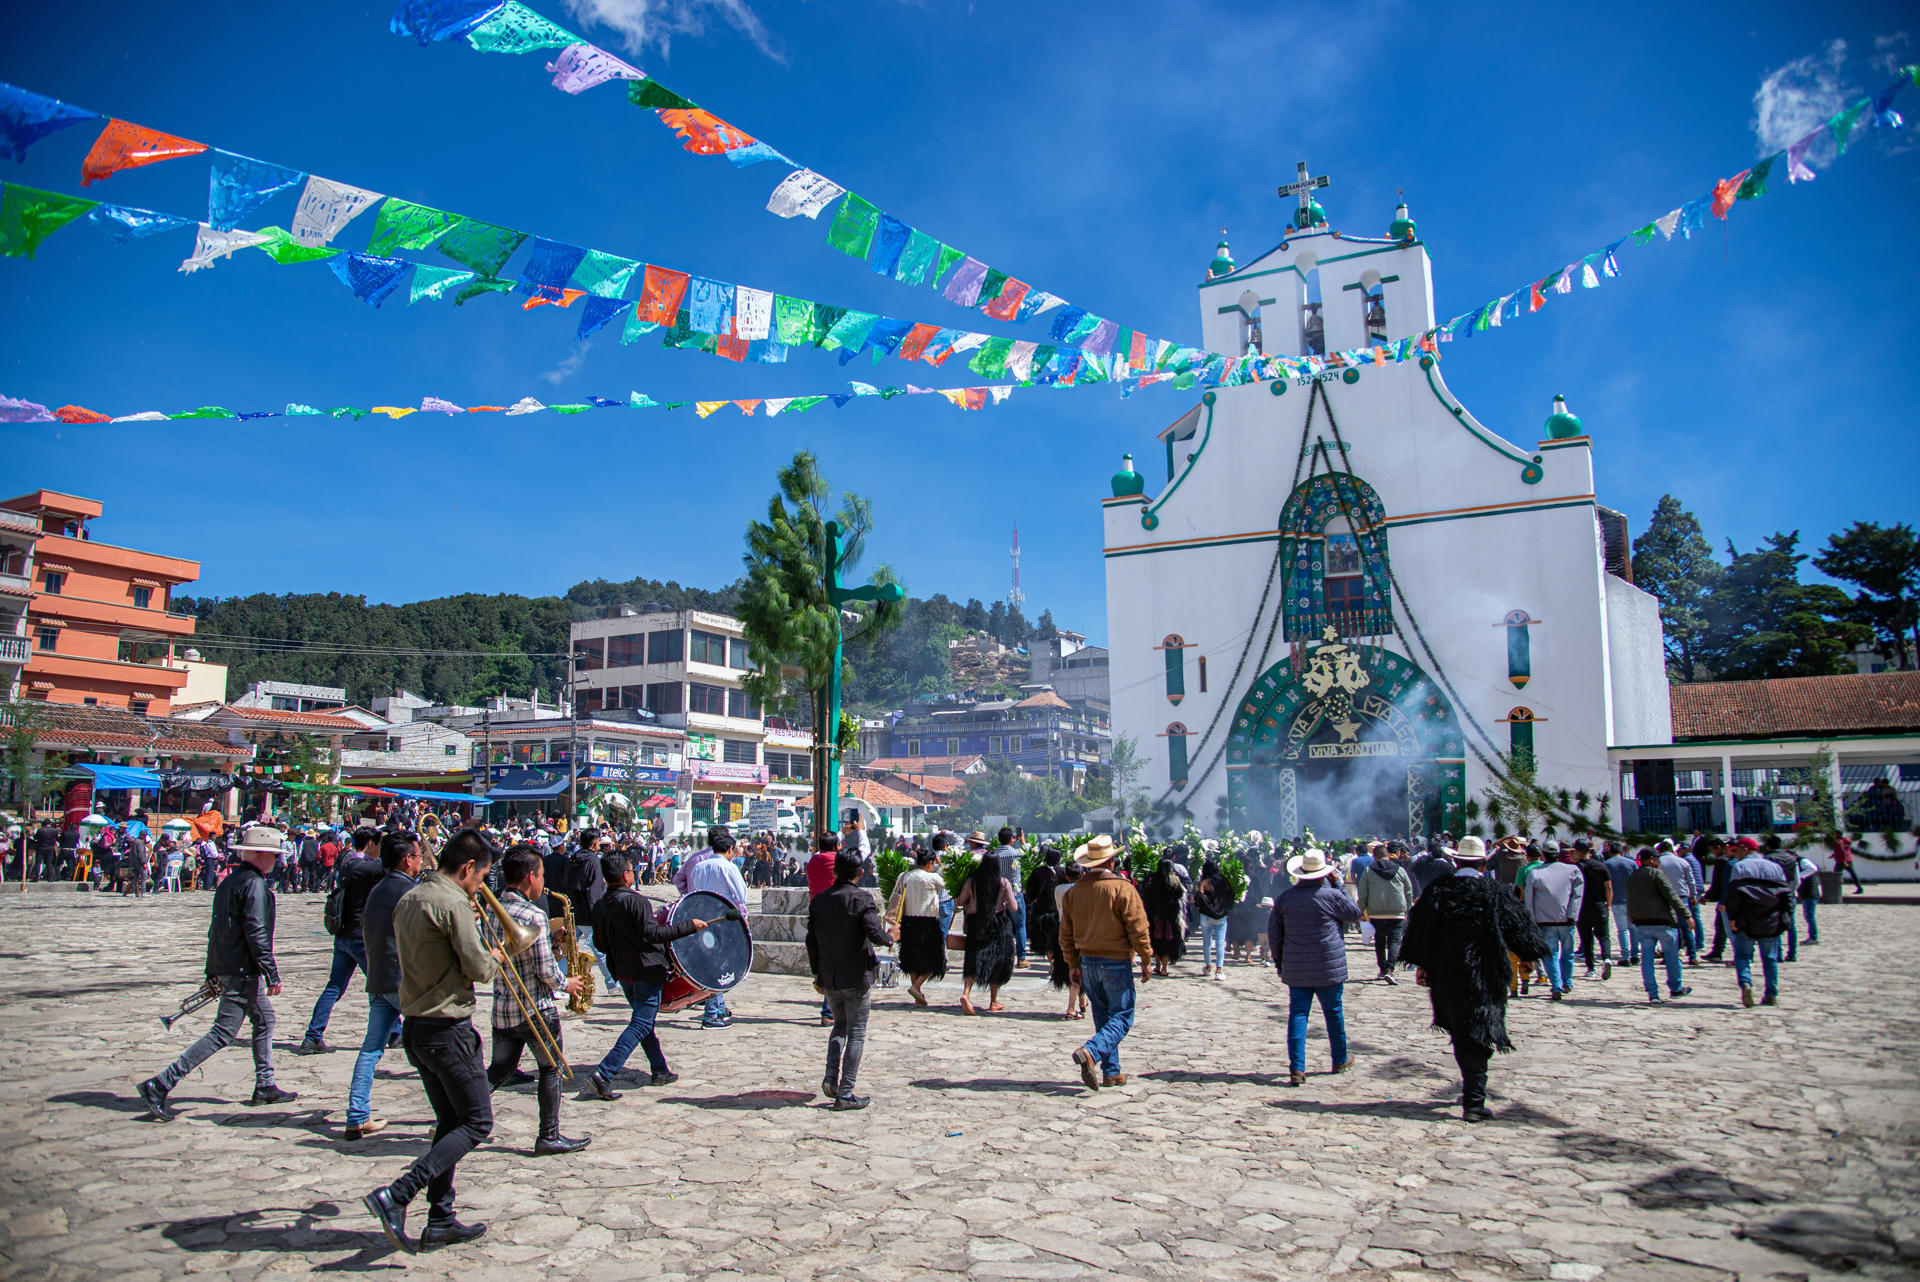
549, 890, 597, 1017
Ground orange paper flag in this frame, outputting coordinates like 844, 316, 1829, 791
80, 119, 208, 186
897, 322, 940, 363
657, 108, 756, 155
733, 399, 761, 416
522, 288, 587, 310
54, 404, 110, 423
980, 277, 1029, 322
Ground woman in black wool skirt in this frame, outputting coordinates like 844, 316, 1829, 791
955, 842, 1017, 1015
887, 847, 949, 1006
1024, 847, 1065, 969
1047, 863, 1086, 1018
1140, 850, 1188, 975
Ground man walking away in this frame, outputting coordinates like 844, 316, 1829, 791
1656, 840, 1701, 964
806, 847, 893, 1110
1355, 847, 1414, 983
991, 827, 1028, 966
1625, 847, 1693, 1003
1058, 836, 1153, 1090
344, 831, 420, 1141
1573, 839, 1613, 979
1725, 838, 1793, 1008
139, 824, 297, 1121
298, 828, 387, 1056
565, 829, 612, 986
1796, 850, 1821, 945
585, 854, 708, 1100
363, 829, 500, 1254
1602, 841, 1639, 964
487, 845, 588, 1155
1269, 849, 1361, 1085
1524, 843, 1585, 999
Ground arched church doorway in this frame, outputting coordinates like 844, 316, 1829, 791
1225, 634, 1466, 843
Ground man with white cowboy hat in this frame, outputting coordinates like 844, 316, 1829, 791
1269, 848, 1362, 1085
1057, 835, 1153, 1090
139, 822, 297, 1122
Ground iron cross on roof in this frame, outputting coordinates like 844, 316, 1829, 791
1277, 160, 1331, 215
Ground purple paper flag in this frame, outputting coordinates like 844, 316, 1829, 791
545, 43, 644, 94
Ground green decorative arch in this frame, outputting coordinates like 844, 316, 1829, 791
1223, 639, 1465, 842
1279, 469, 1392, 640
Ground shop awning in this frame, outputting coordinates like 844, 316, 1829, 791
61, 763, 162, 791
485, 769, 572, 802
385, 787, 484, 805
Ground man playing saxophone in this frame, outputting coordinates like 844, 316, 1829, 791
486, 844, 589, 1156
364, 828, 499, 1254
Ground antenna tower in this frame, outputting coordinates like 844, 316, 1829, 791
1009, 522, 1025, 612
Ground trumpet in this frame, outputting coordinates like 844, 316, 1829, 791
474, 884, 573, 1081
162, 978, 221, 1029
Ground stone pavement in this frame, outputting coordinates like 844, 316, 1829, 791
0, 889, 1915, 1281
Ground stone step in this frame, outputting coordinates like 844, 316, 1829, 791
759, 886, 810, 915
748, 913, 805, 943
750, 939, 811, 976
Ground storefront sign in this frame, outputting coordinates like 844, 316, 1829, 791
587, 763, 676, 784
687, 733, 720, 762
690, 761, 769, 785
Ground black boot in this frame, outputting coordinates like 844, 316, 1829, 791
536, 1131, 591, 1155
420, 1216, 486, 1249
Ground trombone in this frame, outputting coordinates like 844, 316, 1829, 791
474, 884, 573, 1082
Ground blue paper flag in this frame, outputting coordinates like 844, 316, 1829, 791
687, 275, 735, 334
589, 396, 621, 408
750, 340, 789, 364
517, 237, 588, 301
208, 151, 305, 230
869, 214, 912, 277
389, 0, 508, 44
725, 141, 791, 168
328, 252, 411, 308
864, 317, 913, 357
0, 83, 100, 163
1048, 307, 1088, 343
87, 203, 193, 242
576, 294, 628, 341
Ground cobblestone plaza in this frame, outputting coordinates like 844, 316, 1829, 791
1, 888, 1914, 1280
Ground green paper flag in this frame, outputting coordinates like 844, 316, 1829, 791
572, 249, 640, 298
453, 277, 514, 306
788, 396, 826, 413
1630, 222, 1658, 245
466, 1, 579, 54
825, 192, 879, 259
0, 184, 96, 259
253, 227, 340, 265
1736, 154, 1775, 201
774, 294, 814, 345
968, 337, 1013, 379
622, 307, 658, 345
410, 265, 476, 303
977, 268, 1008, 304
439, 218, 526, 275
1829, 99, 1870, 152
549, 403, 592, 414
629, 79, 695, 111
824, 309, 878, 351
810, 304, 845, 345
367, 198, 457, 255
930, 243, 965, 287
170, 407, 237, 419
893, 230, 939, 285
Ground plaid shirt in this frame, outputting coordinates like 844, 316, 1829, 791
491, 890, 565, 1030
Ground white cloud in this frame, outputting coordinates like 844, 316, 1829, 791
541, 343, 591, 385
1750, 38, 1853, 157
1872, 31, 1911, 75
560, 0, 784, 63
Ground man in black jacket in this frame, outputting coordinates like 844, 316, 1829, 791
343, 831, 422, 1140
298, 828, 387, 1056
583, 854, 707, 1101
565, 831, 612, 987
806, 849, 893, 1112
139, 823, 298, 1122
31, 819, 58, 882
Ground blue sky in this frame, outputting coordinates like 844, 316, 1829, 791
2, 0, 1915, 645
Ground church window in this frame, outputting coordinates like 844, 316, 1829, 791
1502, 609, 1538, 689
1238, 290, 1265, 356
1164, 722, 1191, 788
1505, 707, 1537, 768
1197, 656, 1207, 693
1301, 267, 1326, 357
1157, 634, 1187, 704
1362, 281, 1387, 344
1279, 474, 1392, 641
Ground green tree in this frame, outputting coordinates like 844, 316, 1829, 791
961, 598, 988, 631
1631, 494, 1721, 681
1034, 609, 1058, 640
1812, 521, 1920, 669
1, 703, 51, 812
1106, 732, 1145, 824
1698, 532, 1868, 680
464, 642, 535, 704
736, 451, 902, 835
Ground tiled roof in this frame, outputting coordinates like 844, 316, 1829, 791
1669, 672, 1920, 741
5, 701, 243, 758
841, 779, 923, 810
1014, 690, 1073, 711
884, 772, 968, 798
862, 754, 984, 774
217, 705, 368, 731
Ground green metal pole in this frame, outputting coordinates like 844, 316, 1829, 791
822, 519, 901, 841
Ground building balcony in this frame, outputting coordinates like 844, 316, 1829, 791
0, 634, 26, 665
29, 591, 197, 635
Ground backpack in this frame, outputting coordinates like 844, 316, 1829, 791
323, 877, 349, 937
1726, 879, 1791, 939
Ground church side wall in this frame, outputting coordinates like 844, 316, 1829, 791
1604, 574, 1673, 749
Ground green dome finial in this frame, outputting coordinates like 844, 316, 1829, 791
1111, 453, 1146, 498
1389, 200, 1417, 242
1208, 227, 1235, 279
1298, 200, 1327, 229
1544, 393, 1584, 439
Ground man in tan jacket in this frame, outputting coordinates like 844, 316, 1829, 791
1058, 836, 1153, 1089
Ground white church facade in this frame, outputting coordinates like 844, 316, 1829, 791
1102, 179, 1672, 842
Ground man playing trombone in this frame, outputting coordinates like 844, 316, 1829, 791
364, 828, 500, 1254
486, 844, 589, 1156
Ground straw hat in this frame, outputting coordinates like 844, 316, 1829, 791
1071, 835, 1118, 868
235, 824, 286, 854
1454, 835, 1489, 862
965, 830, 989, 848
1286, 848, 1335, 880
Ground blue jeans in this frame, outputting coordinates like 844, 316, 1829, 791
1632, 925, 1684, 998
1080, 957, 1137, 1078
1286, 983, 1348, 1074
1732, 931, 1781, 1000
938, 898, 955, 939
304, 937, 368, 1042
704, 991, 731, 1022
1539, 924, 1576, 992
346, 992, 402, 1125
1011, 896, 1028, 961
1201, 916, 1229, 969
1686, 904, 1704, 955
575, 922, 614, 987
599, 979, 668, 1076
1800, 897, 1818, 943
1611, 905, 1638, 961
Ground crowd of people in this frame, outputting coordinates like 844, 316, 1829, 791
112, 802, 1835, 1256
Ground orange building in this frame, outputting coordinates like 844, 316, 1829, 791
1, 490, 201, 717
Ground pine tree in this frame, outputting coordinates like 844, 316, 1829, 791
1631, 494, 1721, 681
1698, 532, 1867, 680
1812, 521, 1920, 669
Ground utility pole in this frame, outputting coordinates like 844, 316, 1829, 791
566, 646, 579, 824
821, 519, 903, 841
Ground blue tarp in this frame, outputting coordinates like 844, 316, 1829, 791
383, 787, 483, 805
484, 769, 571, 802
64, 763, 162, 791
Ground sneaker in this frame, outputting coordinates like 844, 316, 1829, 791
1072, 1047, 1100, 1090
419, 1217, 486, 1249
1670, 986, 1692, 999
830, 1094, 870, 1111
650, 1070, 678, 1088
293, 1037, 327, 1056
584, 1070, 622, 1102
1213, 969, 1225, 981
1646, 995, 1663, 1004
703, 1016, 733, 1029
1741, 984, 1755, 1008
364, 1188, 415, 1255
1761, 994, 1778, 1006
249, 1084, 298, 1107
137, 1078, 176, 1123
344, 1118, 387, 1140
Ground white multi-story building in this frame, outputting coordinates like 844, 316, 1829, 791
571, 606, 769, 829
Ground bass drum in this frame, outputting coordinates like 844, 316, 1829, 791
665, 891, 753, 1010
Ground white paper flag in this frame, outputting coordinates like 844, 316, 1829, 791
766, 168, 845, 219
110, 411, 168, 422
947, 332, 989, 356
1006, 340, 1039, 382
506, 397, 546, 415
179, 224, 274, 273
291, 177, 382, 246
1654, 209, 1681, 240
735, 287, 773, 340
764, 397, 794, 416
